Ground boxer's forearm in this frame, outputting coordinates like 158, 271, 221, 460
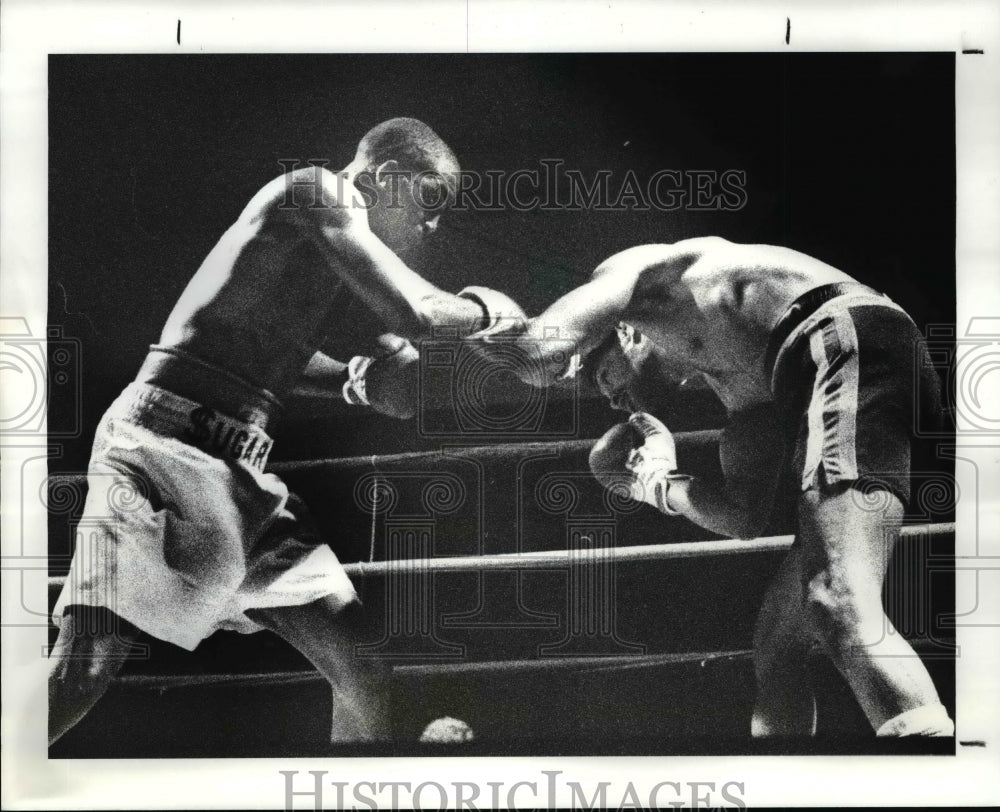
468, 270, 640, 388
323, 224, 483, 339
293, 351, 350, 398
290, 168, 479, 340
294, 348, 419, 419
466, 324, 573, 389
659, 475, 769, 540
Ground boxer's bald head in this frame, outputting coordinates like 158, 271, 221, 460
357, 118, 460, 207
355, 118, 460, 259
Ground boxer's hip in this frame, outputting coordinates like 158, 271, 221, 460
763, 283, 937, 504
136, 345, 282, 431
103, 379, 276, 473
764, 282, 907, 394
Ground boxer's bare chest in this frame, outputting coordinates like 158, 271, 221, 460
160, 216, 349, 393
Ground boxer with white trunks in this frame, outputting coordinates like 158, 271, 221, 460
469, 237, 952, 739
49, 118, 526, 745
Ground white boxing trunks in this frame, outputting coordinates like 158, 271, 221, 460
52, 382, 357, 651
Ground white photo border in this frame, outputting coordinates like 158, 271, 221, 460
2, 0, 998, 808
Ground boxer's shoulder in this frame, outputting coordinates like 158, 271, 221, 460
594, 237, 726, 279
236, 166, 355, 233
593, 240, 731, 321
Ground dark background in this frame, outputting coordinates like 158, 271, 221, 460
48, 52, 955, 468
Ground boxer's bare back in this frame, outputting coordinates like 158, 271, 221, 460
531, 237, 857, 413
619, 237, 855, 409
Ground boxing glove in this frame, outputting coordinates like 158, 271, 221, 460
342, 339, 420, 419
589, 412, 689, 515
342, 355, 374, 406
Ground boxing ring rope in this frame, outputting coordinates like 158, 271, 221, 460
45, 522, 953, 696
108, 650, 758, 693
344, 521, 952, 575
46, 521, 952, 587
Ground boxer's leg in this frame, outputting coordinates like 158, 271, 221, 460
798, 483, 951, 735
48, 606, 142, 745
781, 303, 951, 736
243, 484, 391, 744
752, 547, 816, 737
246, 598, 391, 743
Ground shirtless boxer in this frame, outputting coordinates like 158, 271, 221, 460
49, 118, 521, 745
469, 237, 952, 738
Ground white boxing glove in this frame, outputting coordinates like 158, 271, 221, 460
626, 412, 693, 515
589, 412, 691, 515
342, 355, 374, 406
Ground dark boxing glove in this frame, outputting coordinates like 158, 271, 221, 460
342, 339, 420, 419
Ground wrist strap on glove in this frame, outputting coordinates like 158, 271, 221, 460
342, 355, 374, 406
631, 470, 693, 516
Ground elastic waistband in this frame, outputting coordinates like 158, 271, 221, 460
136, 346, 280, 430
110, 382, 275, 473
763, 283, 887, 381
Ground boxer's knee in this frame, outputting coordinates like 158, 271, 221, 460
49, 655, 117, 702
803, 570, 884, 668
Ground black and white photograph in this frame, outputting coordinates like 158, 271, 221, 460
2, 1, 999, 809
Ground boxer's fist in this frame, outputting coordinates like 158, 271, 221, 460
625, 412, 678, 477
342, 338, 420, 419
365, 341, 420, 419
588, 421, 640, 494
589, 412, 682, 513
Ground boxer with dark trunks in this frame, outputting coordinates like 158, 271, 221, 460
469, 237, 952, 738
49, 118, 525, 745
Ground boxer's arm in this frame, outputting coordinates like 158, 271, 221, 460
330, 223, 485, 338
663, 406, 783, 538
294, 337, 420, 419
654, 477, 772, 540
465, 264, 640, 388
290, 167, 485, 339
466, 243, 693, 388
